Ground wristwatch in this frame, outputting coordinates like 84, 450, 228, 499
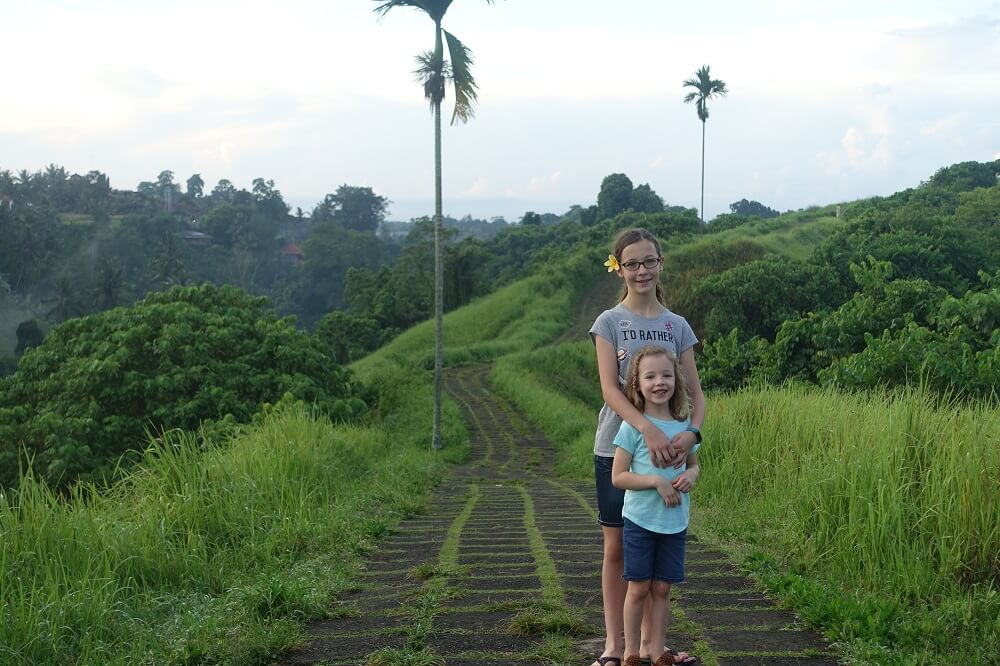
686, 425, 702, 443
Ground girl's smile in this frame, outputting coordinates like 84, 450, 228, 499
637, 354, 676, 414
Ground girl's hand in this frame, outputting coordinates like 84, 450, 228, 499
672, 467, 699, 493
667, 430, 697, 468
644, 424, 677, 468
656, 479, 681, 507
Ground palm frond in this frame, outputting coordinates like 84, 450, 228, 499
413, 50, 447, 109
373, 0, 455, 22
443, 29, 478, 124
372, 0, 421, 20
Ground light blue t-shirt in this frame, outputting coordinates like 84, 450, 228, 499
614, 415, 700, 535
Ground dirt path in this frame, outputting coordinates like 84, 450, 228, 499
277, 365, 839, 665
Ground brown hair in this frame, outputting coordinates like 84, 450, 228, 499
623, 346, 691, 420
611, 228, 665, 305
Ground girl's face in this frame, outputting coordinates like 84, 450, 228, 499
637, 353, 675, 409
618, 240, 662, 297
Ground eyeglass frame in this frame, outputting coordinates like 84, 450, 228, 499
619, 256, 663, 272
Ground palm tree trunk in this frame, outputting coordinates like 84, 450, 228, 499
700, 119, 706, 224
432, 23, 444, 451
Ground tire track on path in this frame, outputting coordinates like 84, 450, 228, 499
277, 365, 839, 665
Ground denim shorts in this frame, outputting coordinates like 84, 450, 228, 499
595, 454, 625, 527
622, 518, 686, 583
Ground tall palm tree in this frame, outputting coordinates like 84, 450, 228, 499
683, 65, 728, 223
373, 0, 495, 450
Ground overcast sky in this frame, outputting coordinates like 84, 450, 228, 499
3, 1, 999, 222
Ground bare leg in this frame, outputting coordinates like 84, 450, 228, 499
645, 580, 671, 662
594, 525, 625, 666
623, 580, 651, 659
640, 594, 654, 660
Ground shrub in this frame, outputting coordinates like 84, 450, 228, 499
0, 284, 364, 489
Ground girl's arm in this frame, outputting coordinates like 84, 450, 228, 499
672, 452, 700, 492
613, 446, 682, 507
667, 347, 706, 468
595, 335, 676, 465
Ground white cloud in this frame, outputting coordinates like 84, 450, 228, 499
463, 176, 489, 196
842, 128, 867, 164
527, 171, 562, 192
920, 113, 967, 138
650, 155, 665, 168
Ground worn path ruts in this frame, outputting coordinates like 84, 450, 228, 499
278, 362, 841, 665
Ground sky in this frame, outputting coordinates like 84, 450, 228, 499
2, 1, 999, 222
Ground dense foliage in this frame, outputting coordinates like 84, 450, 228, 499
0, 284, 363, 489
692, 160, 1000, 397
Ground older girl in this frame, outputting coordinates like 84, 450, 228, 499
588, 228, 705, 666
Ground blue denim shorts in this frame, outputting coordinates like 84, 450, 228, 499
622, 518, 686, 583
595, 455, 625, 527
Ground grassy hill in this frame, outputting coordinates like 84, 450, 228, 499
3, 172, 998, 664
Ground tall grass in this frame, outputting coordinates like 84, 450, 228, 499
0, 398, 457, 664
352, 250, 594, 374
492, 340, 1000, 662
701, 384, 1000, 595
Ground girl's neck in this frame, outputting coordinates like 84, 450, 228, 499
621, 293, 665, 318
644, 405, 675, 421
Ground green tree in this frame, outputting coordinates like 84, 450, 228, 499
597, 173, 634, 220
373, 0, 498, 450
0, 284, 363, 489
312, 185, 388, 232
145, 232, 189, 291
186, 173, 204, 198
631, 183, 664, 213
211, 179, 236, 202
683, 64, 728, 223
44, 276, 85, 323
92, 258, 127, 311
251, 177, 289, 220
14, 320, 44, 357
729, 198, 779, 218
520, 210, 541, 226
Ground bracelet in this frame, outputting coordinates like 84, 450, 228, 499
686, 425, 702, 443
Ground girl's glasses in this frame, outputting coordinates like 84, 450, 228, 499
620, 257, 662, 271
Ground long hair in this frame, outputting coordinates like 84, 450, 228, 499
623, 346, 691, 420
612, 228, 665, 305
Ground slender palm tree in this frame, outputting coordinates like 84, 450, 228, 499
683, 65, 728, 223
373, 0, 495, 450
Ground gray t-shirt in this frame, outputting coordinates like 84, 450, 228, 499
589, 303, 698, 457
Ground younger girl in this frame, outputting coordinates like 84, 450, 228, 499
589, 228, 705, 666
612, 347, 700, 666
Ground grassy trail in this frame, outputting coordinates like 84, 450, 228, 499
278, 365, 838, 665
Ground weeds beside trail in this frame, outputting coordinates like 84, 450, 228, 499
279, 366, 838, 665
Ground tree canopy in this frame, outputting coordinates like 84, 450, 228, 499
0, 284, 364, 489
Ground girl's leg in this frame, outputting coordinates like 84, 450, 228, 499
645, 580, 672, 662
639, 595, 654, 659
623, 580, 651, 658
597, 525, 626, 664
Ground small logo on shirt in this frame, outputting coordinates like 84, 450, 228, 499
619, 320, 632, 329
617, 347, 628, 362
664, 322, 674, 332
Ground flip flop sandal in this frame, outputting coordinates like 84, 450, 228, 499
653, 648, 698, 666
594, 658, 622, 666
